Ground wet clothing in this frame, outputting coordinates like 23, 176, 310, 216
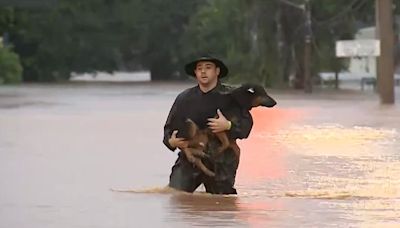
163, 83, 253, 194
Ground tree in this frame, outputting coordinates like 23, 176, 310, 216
1, 0, 390, 84
0, 47, 23, 84
181, 0, 280, 86
3, 0, 202, 81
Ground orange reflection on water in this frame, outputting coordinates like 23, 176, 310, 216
237, 107, 304, 181
277, 125, 396, 157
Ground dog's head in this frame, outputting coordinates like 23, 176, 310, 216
231, 83, 277, 110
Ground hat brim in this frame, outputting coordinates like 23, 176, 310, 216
184, 57, 228, 78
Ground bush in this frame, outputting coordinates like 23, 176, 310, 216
0, 47, 23, 84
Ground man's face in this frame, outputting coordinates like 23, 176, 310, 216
194, 61, 220, 86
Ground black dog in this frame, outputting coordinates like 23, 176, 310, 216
211, 83, 276, 159
184, 83, 276, 175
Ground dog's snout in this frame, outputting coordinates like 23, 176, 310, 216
261, 96, 277, 107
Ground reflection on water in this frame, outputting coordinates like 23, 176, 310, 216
166, 191, 288, 227
275, 124, 398, 157
275, 124, 399, 200
164, 106, 400, 227
167, 194, 242, 227
237, 108, 302, 184
236, 106, 400, 226
1, 83, 400, 227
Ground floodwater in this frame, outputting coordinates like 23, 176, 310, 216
0, 82, 399, 228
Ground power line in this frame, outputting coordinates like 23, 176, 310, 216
277, 0, 305, 10
313, 0, 370, 27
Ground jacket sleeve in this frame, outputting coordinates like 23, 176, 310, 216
228, 108, 253, 140
163, 95, 180, 151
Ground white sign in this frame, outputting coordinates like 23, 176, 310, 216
336, 39, 380, 57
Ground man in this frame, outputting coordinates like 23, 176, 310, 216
163, 55, 253, 194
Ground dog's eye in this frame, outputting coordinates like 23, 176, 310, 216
247, 88, 255, 94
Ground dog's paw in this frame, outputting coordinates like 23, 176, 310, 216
187, 156, 197, 163
203, 153, 211, 159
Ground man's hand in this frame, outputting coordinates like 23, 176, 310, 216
168, 130, 189, 150
207, 109, 231, 133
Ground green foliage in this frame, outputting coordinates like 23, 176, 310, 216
0, 47, 23, 84
10, 1, 124, 81
129, 0, 203, 80
309, 0, 357, 79
3, 0, 202, 81
181, 0, 279, 87
0, 7, 15, 34
0, 0, 392, 85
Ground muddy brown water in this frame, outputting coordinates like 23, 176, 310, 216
0, 82, 399, 227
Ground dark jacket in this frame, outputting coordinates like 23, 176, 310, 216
163, 83, 253, 152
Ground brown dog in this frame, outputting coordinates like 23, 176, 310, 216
182, 119, 215, 177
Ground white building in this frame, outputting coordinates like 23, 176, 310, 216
348, 27, 378, 75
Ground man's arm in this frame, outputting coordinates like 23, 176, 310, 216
163, 97, 179, 151
163, 93, 189, 151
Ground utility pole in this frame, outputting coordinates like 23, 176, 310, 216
304, 0, 312, 93
376, 0, 395, 104
278, 0, 312, 92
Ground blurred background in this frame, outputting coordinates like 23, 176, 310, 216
1, 1, 400, 227
1, 0, 399, 90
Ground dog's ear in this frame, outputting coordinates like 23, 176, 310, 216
185, 119, 199, 138
229, 86, 252, 110
247, 87, 255, 94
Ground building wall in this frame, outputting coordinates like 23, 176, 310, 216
348, 27, 377, 75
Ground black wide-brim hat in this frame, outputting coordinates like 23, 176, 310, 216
184, 55, 229, 78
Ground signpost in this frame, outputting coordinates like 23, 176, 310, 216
336, 39, 381, 57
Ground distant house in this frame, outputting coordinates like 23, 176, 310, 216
349, 16, 400, 76
70, 71, 151, 82
348, 27, 377, 76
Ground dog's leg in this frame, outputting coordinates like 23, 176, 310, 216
185, 148, 215, 176
182, 148, 197, 163
185, 119, 199, 138
230, 140, 241, 160
189, 148, 209, 159
215, 132, 230, 155
193, 158, 215, 177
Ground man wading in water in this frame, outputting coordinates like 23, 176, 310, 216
163, 55, 253, 194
